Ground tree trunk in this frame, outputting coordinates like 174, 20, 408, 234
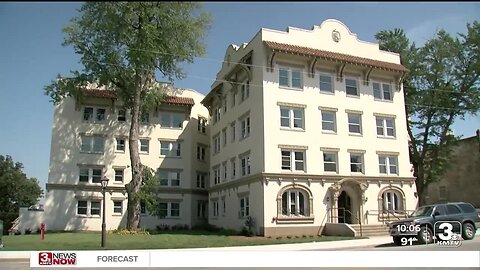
125, 87, 143, 230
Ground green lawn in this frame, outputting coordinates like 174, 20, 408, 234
0, 231, 359, 251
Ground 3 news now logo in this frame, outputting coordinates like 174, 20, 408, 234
38, 252, 77, 265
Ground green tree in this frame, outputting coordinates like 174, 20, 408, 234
44, 2, 211, 229
0, 155, 43, 235
375, 22, 480, 205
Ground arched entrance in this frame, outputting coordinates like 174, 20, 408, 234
337, 191, 352, 223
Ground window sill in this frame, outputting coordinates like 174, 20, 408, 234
323, 171, 338, 174
160, 127, 183, 130
275, 216, 314, 224
319, 90, 335, 95
321, 130, 337, 135
159, 156, 181, 159
279, 86, 304, 91
112, 213, 122, 216
348, 133, 363, 137
115, 150, 126, 154
76, 215, 100, 219
346, 94, 360, 98
280, 127, 305, 132
80, 151, 104, 155
377, 135, 396, 140
139, 152, 149, 155
239, 135, 250, 141
113, 181, 124, 185
350, 172, 365, 175
374, 98, 393, 103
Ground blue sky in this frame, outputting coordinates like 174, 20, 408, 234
0, 2, 479, 198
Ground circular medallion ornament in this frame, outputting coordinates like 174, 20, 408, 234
332, 30, 341, 42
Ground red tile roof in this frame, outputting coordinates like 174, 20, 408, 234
264, 41, 409, 73
80, 89, 194, 106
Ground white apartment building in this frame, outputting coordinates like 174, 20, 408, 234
18, 86, 211, 232
201, 19, 417, 237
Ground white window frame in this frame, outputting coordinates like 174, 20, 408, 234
197, 144, 206, 161
213, 135, 221, 154
241, 80, 250, 101
158, 170, 181, 187
80, 135, 105, 154
78, 167, 103, 184
230, 158, 236, 179
76, 200, 101, 217
345, 78, 359, 96
198, 117, 207, 134
240, 116, 250, 139
222, 128, 227, 146
347, 113, 362, 135
373, 82, 393, 101
350, 153, 364, 174
382, 190, 403, 213
231, 122, 236, 142
323, 152, 338, 173
281, 189, 308, 216
158, 202, 180, 218
376, 116, 396, 138
115, 137, 126, 153
196, 172, 207, 188
281, 149, 306, 172
319, 73, 334, 93
160, 141, 181, 157
140, 111, 150, 124
83, 107, 107, 122
113, 200, 123, 214
212, 200, 219, 217
222, 162, 228, 182
139, 139, 150, 154
197, 200, 207, 219
239, 196, 250, 218
213, 167, 220, 185
379, 155, 398, 175
240, 155, 251, 176
280, 107, 305, 130
114, 168, 124, 183
321, 110, 336, 133
278, 66, 303, 90
161, 112, 183, 129
117, 109, 126, 122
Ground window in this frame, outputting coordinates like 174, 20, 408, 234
221, 198, 226, 216
350, 153, 364, 173
116, 138, 126, 152
319, 74, 333, 93
222, 98, 228, 113
379, 156, 398, 175
213, 107, 221, 123
161, 112, 183, 128
114, 169, 124, 183
197, 201, 207, 219
323, 152, 338, 173
222, 162, 227, 181
239, 196, 250, 218
197, 144, 206, 161
231, 122, 236, 142
113, 201, 122, 214
83, 107, 94, 121
345, 78, 359, 96
222, 128, 227, 146
231, 91, 236, 107
139, 139, 149, 154
376, 117, 396, 137
90, 201, 101, 215
241, 80, 250, 101
347, 113, 362, 134
117, 109, 126, 122
373, 82, 392, 101
446, 204, 461, 214
382, 190, 403, 214
196, 172, 207, 188
321, 111, 336, 132
212, 201, 219, 217
240, 155, 251, 176
231, 158, 236, 179
213, 135, 221, 154
160, 141, 181, 157
280, 107, 304, 130
78, 167, 102, 183
83, 107, 107, 122
158, 202, 180, 218
281, 150, 305, 172
281, 189, 309, 216
240, 116, 250, 139
213, 167, 220, 185
158, 170, 180, 187
77, 200, 101, 216
141, 112, 149, 124
80, 135, 105, 154
198, 117, 207, 134
279, 66, 303, 89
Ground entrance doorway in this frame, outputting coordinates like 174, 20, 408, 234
338, 191, 352, 223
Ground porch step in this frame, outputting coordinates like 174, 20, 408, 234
350, 224, 390, 237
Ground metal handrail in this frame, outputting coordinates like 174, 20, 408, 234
366, 209, 416, 223
326, 207, 363, 237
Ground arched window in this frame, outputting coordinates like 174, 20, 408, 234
281, 189, 308, 216
381, 190, 404, 214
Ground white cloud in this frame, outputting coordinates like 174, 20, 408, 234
406, 14, 471, 45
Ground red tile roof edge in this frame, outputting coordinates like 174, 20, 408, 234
80, 89, 194, 106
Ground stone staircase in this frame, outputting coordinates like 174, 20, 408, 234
350, 224, 390, 237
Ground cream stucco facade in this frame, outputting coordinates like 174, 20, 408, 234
201, 19, 417, 237
15, 87, 211, 233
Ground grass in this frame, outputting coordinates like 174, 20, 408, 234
0, 231, 360, 251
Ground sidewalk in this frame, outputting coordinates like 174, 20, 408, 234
0, 236, 392, 259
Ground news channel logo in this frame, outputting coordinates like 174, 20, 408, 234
38, 252, 77, 265
434, 221, 462, 247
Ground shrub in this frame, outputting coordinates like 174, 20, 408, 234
171, 224, 189, 231
108, 228, 150, 235
156, 224, 170, 231
24, 228, 32, 235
